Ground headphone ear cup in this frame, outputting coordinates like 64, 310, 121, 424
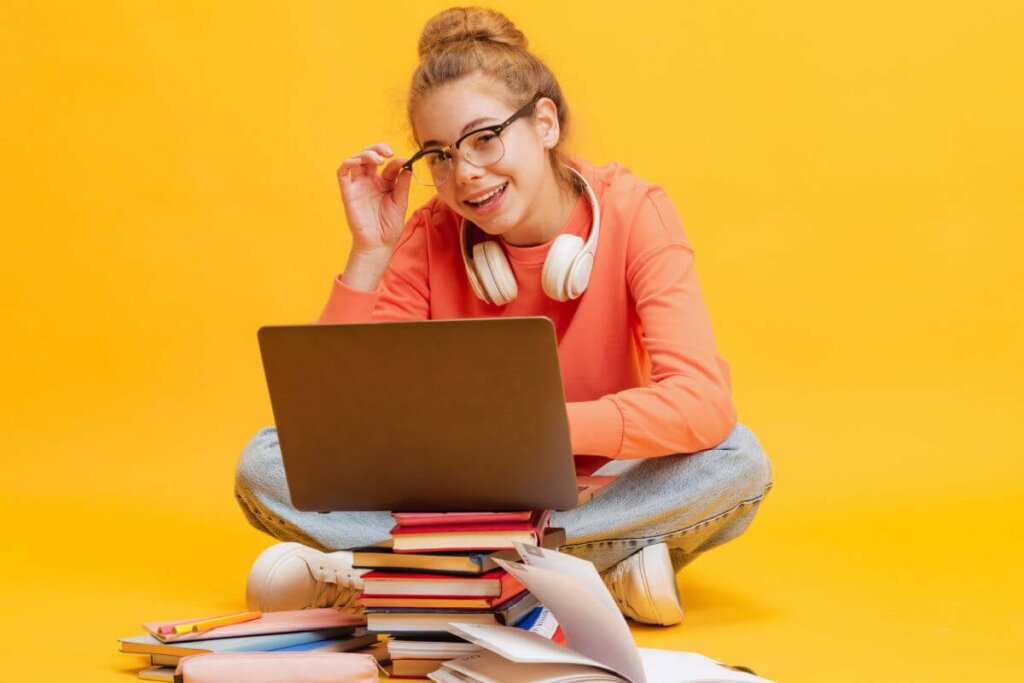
542, 234, 585, 302
566, 250, 594, 299
472, 241, 518, 305
471, 242, 502, 304
481, 240, 518, 305
463, 251, 489, 301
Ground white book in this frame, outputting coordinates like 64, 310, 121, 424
387, 639, 485, 659
428, 544, 774, 683
434, 650, 623, 682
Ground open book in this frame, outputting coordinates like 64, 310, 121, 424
427, 544, 774, 683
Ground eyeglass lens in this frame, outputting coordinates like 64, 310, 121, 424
410, 129, 506, 187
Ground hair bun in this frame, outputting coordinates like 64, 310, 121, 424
418, 7, 527, 59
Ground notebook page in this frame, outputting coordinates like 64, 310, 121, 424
513, 542, 624, 619
445, 624, 625, 678
639, 649, 775, 683
494, 557, 645, 683
441, 650, 624, 683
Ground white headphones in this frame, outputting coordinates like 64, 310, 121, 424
460, 168, 601, 305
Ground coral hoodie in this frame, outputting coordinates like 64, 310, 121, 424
318, 158, 736, 459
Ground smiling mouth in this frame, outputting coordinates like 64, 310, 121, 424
463, 183, 508, 208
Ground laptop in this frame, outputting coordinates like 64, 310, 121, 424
257, 317, 612, 513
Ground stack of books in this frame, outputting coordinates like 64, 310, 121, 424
353, 510, 564, 680
118, 608, 378, 681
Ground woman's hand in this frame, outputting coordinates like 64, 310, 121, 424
336, 143, 412, 255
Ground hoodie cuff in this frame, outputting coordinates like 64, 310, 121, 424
565, 398, 625, 458
316, 275, 380, 323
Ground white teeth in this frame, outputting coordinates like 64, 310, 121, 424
467, 184, 506, 205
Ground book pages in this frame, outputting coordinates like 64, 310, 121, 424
638, 649, 773, 683
439, 650, 625, 683
438, 547, 775, 683
447, 623, 617, 670
513, 542, 623, 620
494, 549, 645, 683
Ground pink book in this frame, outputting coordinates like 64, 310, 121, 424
389, 510, 551, 553
390, 510, 550, 536
391, 511, 534, 528
144, 608, 365, 643
360, 568, 523, 598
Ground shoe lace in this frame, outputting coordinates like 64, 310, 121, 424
312, 564, 364, 613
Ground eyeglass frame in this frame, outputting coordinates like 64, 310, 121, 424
402, 93, 545, 186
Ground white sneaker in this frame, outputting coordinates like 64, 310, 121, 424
602, 543, 685, 626
245, 542, 366, 613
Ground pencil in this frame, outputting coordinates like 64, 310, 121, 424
171, 610, 262, 635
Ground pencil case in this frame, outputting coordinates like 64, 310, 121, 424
176, 652, 379, 683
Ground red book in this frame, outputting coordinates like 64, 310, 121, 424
360, 578, 526, 609
390, 510, 551, 553
360, 568, 524, 598
391, 511, 534, 528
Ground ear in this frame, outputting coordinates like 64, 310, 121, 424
532, 97, 561, 149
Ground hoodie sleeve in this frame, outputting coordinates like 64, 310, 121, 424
573, 186, 736, 458
317, 208, 432, 323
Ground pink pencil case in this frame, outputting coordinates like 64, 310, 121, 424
176, 652, 379, 683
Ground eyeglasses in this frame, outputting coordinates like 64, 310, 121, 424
403, 94, 543, 187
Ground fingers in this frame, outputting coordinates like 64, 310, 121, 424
363, 142, 394, 157
337, 143, 399, 181
350, 142, 394, 168
380, 157, 410, 183
339, 152, 384, 175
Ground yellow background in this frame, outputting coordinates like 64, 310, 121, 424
2, 1, 1021, 680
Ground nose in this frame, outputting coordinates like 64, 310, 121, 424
452, 152, 484, 185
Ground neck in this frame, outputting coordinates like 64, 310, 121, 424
501, 170, 579, 247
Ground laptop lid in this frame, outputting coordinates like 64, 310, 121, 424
257, 317, 580, 512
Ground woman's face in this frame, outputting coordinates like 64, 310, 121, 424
411, 75, 561, 242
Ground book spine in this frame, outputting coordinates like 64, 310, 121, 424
391, 523, 540, 535
516, 606, 560, 640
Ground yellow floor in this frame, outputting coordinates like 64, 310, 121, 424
3, 382, 1019, 682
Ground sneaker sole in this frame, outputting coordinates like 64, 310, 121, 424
245, 541, 309, 611
637, 543, 685, 626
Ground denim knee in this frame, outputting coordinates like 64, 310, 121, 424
235, 426, 282, 495
722, 423, 774, 501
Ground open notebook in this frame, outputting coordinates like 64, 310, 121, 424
428, 545, 775, 683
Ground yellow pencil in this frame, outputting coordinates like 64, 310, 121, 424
172, 610, 262, 635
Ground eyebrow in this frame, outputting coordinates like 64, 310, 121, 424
420, 116, 500, 149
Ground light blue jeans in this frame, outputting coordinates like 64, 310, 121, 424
234, 423, 773, 573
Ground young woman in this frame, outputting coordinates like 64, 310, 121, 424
235, 7, 773, 626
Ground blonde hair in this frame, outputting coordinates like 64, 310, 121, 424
408, 7, 577, 193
